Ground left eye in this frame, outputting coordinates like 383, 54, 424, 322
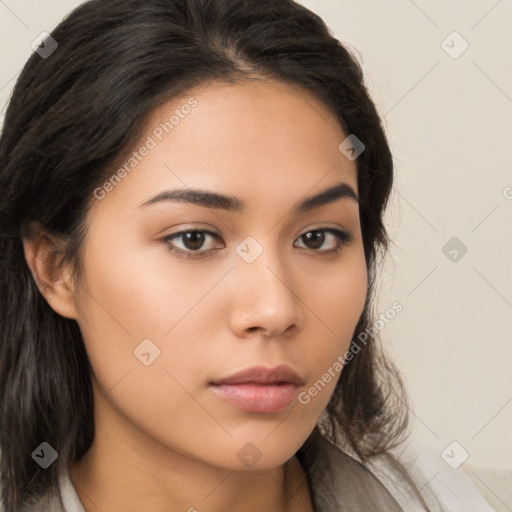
162, 228, 352, 259
294, 228, 352, 252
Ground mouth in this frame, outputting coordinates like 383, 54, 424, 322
209, 365, 305, 414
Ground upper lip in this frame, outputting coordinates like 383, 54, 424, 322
211, 365, 304, 386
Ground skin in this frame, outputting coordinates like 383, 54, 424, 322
23, 78, 368, 512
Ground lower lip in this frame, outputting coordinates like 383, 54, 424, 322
210, 383, 301, 413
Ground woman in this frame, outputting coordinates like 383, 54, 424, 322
0, 0, 441, 510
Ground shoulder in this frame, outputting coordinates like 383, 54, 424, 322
366, 437, 511, 512
306, 436, 405, 512
462, 463, 512, 512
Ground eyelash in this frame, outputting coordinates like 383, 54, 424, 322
161, 228, 353, 259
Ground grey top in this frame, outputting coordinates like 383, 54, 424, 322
306, 437, 405, 511
10, 437, 406, 512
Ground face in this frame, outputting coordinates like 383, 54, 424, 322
69, 78, 367, 471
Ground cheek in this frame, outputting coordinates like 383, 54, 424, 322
298, 248, 367, 402
74, 284, 208, 421
76, 266, 227, 461
310, 247, 367, 336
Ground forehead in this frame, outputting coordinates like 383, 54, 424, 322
90, 78, 358, 216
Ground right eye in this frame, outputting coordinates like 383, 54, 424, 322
161, 229, 225, 259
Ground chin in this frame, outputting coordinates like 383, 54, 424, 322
198, 429, 311, 472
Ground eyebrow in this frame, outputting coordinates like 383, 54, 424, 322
139, 181, 359, 214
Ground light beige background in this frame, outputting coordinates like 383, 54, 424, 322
1, 0, 510, 474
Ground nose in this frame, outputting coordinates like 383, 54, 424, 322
228, 243, 306, 339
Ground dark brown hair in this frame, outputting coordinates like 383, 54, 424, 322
0, 0, 430, 509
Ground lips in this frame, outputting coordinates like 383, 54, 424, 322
210, 365, 305, 413
212, 365, 304, 386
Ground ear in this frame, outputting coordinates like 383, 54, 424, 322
22, 221, 79, 320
